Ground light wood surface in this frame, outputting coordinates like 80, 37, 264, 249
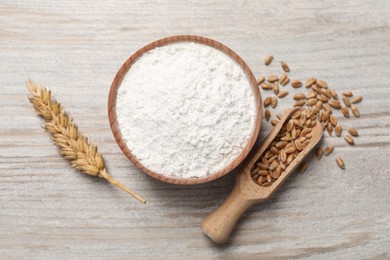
202, 109, 323, 244
1, 0, 389, 259
108, 35, 262, 185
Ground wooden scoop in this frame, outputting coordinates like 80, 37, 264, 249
201, 107, 323, 244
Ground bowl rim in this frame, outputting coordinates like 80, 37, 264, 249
108, 35, 262, 185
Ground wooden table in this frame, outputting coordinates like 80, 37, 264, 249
1, 1, 389, 259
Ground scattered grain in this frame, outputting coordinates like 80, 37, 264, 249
326, 123, 333, 135
342, 96, 351, 107
281, 77, 290, 86
344, 135, 355, 145
306, 91, 317, 99
278, 90, 289, 98
316, 100, 323, 111
312, 84, 321, 93
348, 127, 359, 136
268, 75, 279, 83
257, 76, 265, 85
294, 100, 305, 107
281, 61, 290, 72
343, 90, 353, 97
329, 115, 337, 126
306, 98, 317, 106
324, 144, 334, 155
280, 72, 287, 82
264, 96, 272, 107
336, 157, 345, 169
329, 89, 338, 99
305, 78, 317, 88
316, 79, 328, 88
293, 93, 306, 100
342, 107, 350, 118
261, 82, 273, 90
351, 106, 360, 117
291, 80, 303, 88
264, 55, 273, 65
319, 95, 328, 103
329, 100, 342, 109
265, 109, 271, 121
271, 96, 278, 108
335, 124, 343, 137
273, 82, 280, 95
351, 96, 362, 104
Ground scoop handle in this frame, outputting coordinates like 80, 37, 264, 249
201, 183, 256, 244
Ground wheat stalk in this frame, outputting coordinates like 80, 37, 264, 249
27, 79, 146, 204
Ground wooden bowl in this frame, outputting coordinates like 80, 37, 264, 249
108, 35, 262, 185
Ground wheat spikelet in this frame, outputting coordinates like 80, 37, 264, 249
27, 79, 146, 204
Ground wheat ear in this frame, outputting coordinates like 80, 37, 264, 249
27, 79, 146, 204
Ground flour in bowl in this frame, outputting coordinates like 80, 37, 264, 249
116, 42, 257, 178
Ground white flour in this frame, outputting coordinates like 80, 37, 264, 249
116, 42, 256, 178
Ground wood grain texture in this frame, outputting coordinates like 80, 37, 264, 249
0, 0, 389, 259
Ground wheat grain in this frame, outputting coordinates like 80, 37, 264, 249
257, 76, 265, 85
324, 144, 334, 155
329, 89, 338, 99
336, 157, 345, 169
291, 80, 303, 88
352, 106, 360, 117
342, 107, 350, 118
312, 84, 321, 93
281, 77, 290, 86
293, 93, 306, 100
316, 79, 328, 88
273, 82, 280, 95
329, 115, 337, 126
305, 78, 316, 88
335, 124, 343, 137
342, 96, 351, 107
281, 61, 290, 72
265, 109, 271, 121
348, 127, 359, 136
342, 90, 353, 97
279, 72, 288, 83
319, 95, 328, 103
326, 123, 333, 135
264, 55, 273, 65
271, 96, 278, 108
351, 96, 362, 104
268, 75, 279, 83
329, 100, 342, 109
27, 80, 146, 204
321, 88, 331, 98
278, 90, 289, 98
294, 100, 305, 107
306, 91, 317, 99
344, 135, 355, 145
264, 96, 272, 107
306, 98, 317, 106
261, 82, 273, 90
